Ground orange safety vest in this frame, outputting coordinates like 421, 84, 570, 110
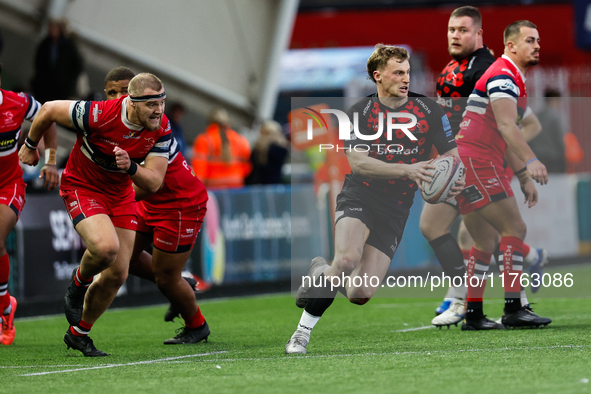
191, 124, 252, 188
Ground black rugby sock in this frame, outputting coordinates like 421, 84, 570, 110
429, 233, 465, 281
304, 273, 339, 317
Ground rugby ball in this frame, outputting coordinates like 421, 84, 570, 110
421, 154, 464, 204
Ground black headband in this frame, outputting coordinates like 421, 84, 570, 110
129, 92, 166, 102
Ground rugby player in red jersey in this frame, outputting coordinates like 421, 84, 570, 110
423, 6, 549, 328
456, 21, 551, 330
19, 73, 171, 355
0, 62, 58, 346
285, 45, 465, 354
104, 67, 210, 344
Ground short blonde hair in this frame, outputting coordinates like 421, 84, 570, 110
128, 73, 163, 96
367, 44, 409, 83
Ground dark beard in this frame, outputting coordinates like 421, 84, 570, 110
449, 47, 470, 61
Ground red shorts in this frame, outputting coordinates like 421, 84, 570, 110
59, 188, 138, 230
0, 181, 26, 219
136, 203, 206, 253
456, 157, 514, 215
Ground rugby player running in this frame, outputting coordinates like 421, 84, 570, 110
20, 73, 171, 355
286, 44, 464, 354
104, 67, 210, 344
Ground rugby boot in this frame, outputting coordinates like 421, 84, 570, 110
64, 330, 108, 357
461, 315, 505, 331
435, 298, 453, 316
432, 298, 464, 328
502, 306, 551, 328
164, 321, 210, 344
296, 257, 329, 308
285, 329, 310, 354
164, 276, 202, 322
64, 267, 88, 326
1, 296, 17, 345
529, 249, 549, 293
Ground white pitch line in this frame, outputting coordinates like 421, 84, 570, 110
162, 345, 590, 364
393, 325, 438, 332
19, 351, 228, 376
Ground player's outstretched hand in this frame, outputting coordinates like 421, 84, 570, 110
521, 180, 538, 208
18, 144, 40, 166
407, 160, 436, 191
113, 146, 131, 171
40, 164, 59, 191
527, 159, 548, 185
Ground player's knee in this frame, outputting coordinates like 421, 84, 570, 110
100, 268, 128, 288
89, 241, 119, 267
349, 297, 370, 305
505, 219, 527, 240
347, 287, 372, 305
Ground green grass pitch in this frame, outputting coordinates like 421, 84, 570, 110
2, 289, 590, 394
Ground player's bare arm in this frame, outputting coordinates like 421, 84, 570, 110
18, 100, 74, 166
114, 147, 168, 194
345, 149, 435, 188
39, 124, 60, 191
491, 97, 548, 184
505, 148, 538, 208
520, 110, 542, 142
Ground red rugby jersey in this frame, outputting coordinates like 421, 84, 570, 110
0, 89, 41, 187
62, 96, 171, 197
457, 55, 528, 166
140, 137, 208, 215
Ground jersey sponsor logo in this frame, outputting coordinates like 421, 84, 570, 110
123, 131, 141, 140
2, 111, 14, 121
363, 99, 372, 116
459, 119, 471, 129
92, 104, 102, 122
349, 207, 362, 211
0, 138, 15, 147
441, 115, 453, 138
186, 228, 194, 234
414, 98, 431, 114
155, 140, 171, 149
156, 237, 173, 246
75, 102, 85, 121
437, 96, 453, 108
499, 81, 519, 94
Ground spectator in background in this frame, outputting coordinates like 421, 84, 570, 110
167, 102, 189, 158
248, 120, 289, 185
191, 107, 252, 188
30, 19, 83, 103
529, 89, 566, 173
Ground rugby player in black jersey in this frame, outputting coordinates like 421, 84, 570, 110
285, 44, 464, 354
423, 6, 548, 328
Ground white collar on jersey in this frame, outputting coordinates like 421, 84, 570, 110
0, 90, 3, 106
121, 96, 144, 131
501, 54, 526, 82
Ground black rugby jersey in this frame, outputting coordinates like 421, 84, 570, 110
342, 93, 456, 211
436, 46, 495, 134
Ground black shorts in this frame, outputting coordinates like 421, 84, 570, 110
334, 193, 408, 260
